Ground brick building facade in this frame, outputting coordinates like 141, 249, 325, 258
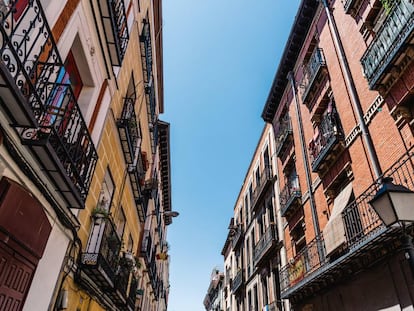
262, 0, 414, 310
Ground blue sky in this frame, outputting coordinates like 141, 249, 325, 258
162, 1, 300, 310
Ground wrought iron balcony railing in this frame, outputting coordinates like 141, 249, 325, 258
309, 112, 345, 173
300, 48, 327, 105
117, 97, 148, 221
279, 146, 414, 301
140, 19, 158, 154
99, 0, 129, 66
140, 19, 153, 84
127, 277, 139, 310
361, 0, 414, 91
342, 0, 363, 15
231, 269, 244, 293
280, 176, 301, 217
140, 230, 154, 265
145, 83, 158, 155
231, 224, 244, 249
81, 218, 122, 289
140, 231, 160, 296
275, 116, 293, 157
251, 165, 274, 212
0, 0, 98, 208
253, 224, 279, 266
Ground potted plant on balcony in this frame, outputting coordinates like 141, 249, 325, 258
91, 207, 110, 225
380, 0, 396, 13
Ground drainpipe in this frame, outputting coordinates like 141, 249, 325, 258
320, 0, 382, 179
287, 71, 324, 262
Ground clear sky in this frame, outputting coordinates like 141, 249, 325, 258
162, 1, 300, 310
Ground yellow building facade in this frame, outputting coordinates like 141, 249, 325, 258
0, 0, 171, 310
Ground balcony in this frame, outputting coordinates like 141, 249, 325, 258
117, 97, 148, 222
251, 165, 274, 212
80, 218, 131, 306
275, 116, 293, 157
300, 48, 327, 106
231, 224, 244, 249
0, 0, 97, 208
231, 269, 244, 294
280, 176, 302, 217
98, 0, 129, 66
140, 230, 154, 265
361, 0, 414, 93
278, 147, 414, 302
146, 84, 158, 155
309, 112, 345, 174
253, 224, 279, 266
127, 277, 139, 310
342, 0, 364, 16
140, 20, 158, 155
140, 230, 159, 294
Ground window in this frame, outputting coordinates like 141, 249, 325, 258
97, 169, 115, 213
115, 208, 126, 239
127, 234, 133, 252
245, 237, 250, 273
244, 195, 249, 224
264, 147, 270, 168
253, 284, 259, 311
255, 168, 260, 188
292, 220, 306, 254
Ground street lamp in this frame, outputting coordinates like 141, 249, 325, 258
369, 177, 414, 278
147, 210, 180, 220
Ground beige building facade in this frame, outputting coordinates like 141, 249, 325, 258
222, 123, 283, 311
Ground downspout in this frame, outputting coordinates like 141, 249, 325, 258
287, 72, 324, 262
320, 0, 382, 179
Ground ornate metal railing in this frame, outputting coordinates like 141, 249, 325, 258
0, 0, 97, 204
231, 269, 243, 293
279, 146, 414, 296
279, 236, 325, 292
232, 224, 244, 249
300, 48, 326, 103
118, 97, 142, 168
342, 0, 363, 14
115, 264, 130, 298
253, 224, 278, 265
127, 277, 139, 309
99, 0, 129, 66
309, 111, 344, 172
140, 230, 153, 265
140, 19, 153, 84
361, 0, 414, 89
275, 116, 293, 156
280, 176, 301, 217
81, 219, 122, 283
140, 19, 158, 154
251, 165, 273, 211
110, 0, 129, 62
145, 83, 158, 154
117, 97, 148, 221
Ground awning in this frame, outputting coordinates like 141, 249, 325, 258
323, 182, 353, 256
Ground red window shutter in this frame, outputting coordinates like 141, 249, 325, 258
64, 50, 83, 100
14, 0, 29, 21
